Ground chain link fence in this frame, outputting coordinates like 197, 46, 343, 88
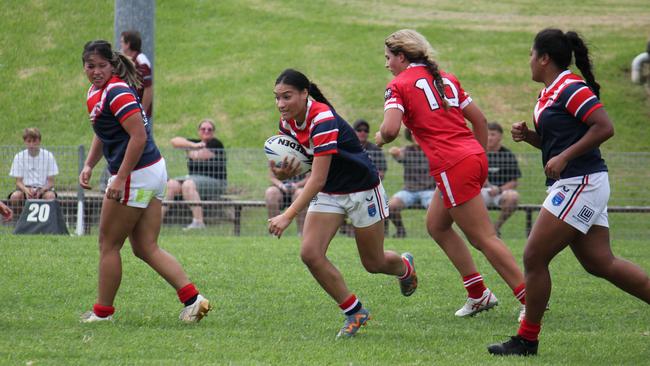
1, 145, 648, 240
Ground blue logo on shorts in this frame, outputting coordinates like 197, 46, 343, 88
552, 192, 565, 206
368, 203, 377, 217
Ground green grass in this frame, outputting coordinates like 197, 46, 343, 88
1, 234, 649, 365
1, 0, 649, 151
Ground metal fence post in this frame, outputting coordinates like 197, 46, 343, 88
76, 145, 85, 236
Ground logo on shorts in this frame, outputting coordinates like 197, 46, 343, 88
552, 192, 565, 206
365, 195, 373, 202
368, 203, 377, 217
576, 205, 595, 223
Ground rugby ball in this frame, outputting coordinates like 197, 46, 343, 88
264, 135, 312, 174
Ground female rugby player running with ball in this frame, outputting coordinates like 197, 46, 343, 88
268, 68, 417, 339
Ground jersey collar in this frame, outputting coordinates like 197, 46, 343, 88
544, 69, 571, 94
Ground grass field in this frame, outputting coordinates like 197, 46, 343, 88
2, 1, 650, 151
1, 234, 649, 365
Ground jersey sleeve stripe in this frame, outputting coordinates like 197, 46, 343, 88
384, 103, 404, 112
114, 101, 138, 118
313, 111, 335, 124
460, 96, 472, 109
572, 95, 597, 119
117, 108, 140, 123
565, 86, 594, 116
312, 130, 338, 147
580, 103, 603, 122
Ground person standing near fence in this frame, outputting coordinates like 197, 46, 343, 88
79, 40, 211, 323
267, 69, 418, 339
120, 30, 153, 120
377, 29, 526, 320
487, 28, 650, 356
8, 127, 59, 215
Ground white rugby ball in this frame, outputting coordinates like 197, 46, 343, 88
264, 135, 312, 174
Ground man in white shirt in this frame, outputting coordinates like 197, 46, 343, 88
8, 128, 59, 211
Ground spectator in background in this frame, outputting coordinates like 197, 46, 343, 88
265, 170, 309, 236
481, 122, 521, 237
8, 128, 59, 213
120, 30, 153, 120
162, 119, 227, 230
353, 119, 387, 179
387, 129, 435, 238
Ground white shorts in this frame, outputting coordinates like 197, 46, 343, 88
542, 172, 609, 234
308, 183, 389, 228
107, 158, 167, 208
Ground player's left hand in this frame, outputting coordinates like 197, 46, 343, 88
268, 213, 292, 238
0, 204, 13, 222
544, 155, 568, 180
270, 157, 300, 181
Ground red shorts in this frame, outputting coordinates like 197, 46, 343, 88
433, 153, 487, 209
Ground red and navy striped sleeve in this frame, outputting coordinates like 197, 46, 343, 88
562, 82, 603, 123
106, 83, 141, 123
311, 110, 338, 156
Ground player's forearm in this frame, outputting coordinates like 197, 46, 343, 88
84, 136, 104, 168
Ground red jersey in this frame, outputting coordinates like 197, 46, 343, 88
384, 64, 484, 174
134, 53, 153, 118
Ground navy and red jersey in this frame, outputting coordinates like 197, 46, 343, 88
86, 75, 161, 174
134, 52, 153, 118
278, 99, 379, 194
384, 64, 484, 175
533, 70, 607, 185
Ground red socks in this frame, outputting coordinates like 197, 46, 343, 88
399, 256, 413, 280
339, 294, 362, 315
93, 303, 115, 318
462, 273, 487, 299
513, 283, 526, 304
177, 283, 199, 304
518, 318, 541, 341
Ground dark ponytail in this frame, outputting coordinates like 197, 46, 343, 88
533, 28, 600, 98
275, 68, 332, 107
82, 40, 142, 90
566, 31, 600, 98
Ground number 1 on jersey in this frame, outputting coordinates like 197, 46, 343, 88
415, 78, 460, 111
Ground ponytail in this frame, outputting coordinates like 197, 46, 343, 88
308, 82, 332, 107
423, 58, 450, 110
566, 31, 600, 98
114, 51, 142, 90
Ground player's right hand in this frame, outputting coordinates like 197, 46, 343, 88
79, 166, 93, 190
511, 121, 529, 143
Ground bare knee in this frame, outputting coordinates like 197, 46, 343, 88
300, 246, 324, 268
580, 257, 613, 278
132, 243, 158, 262
166, 180, 181, 198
